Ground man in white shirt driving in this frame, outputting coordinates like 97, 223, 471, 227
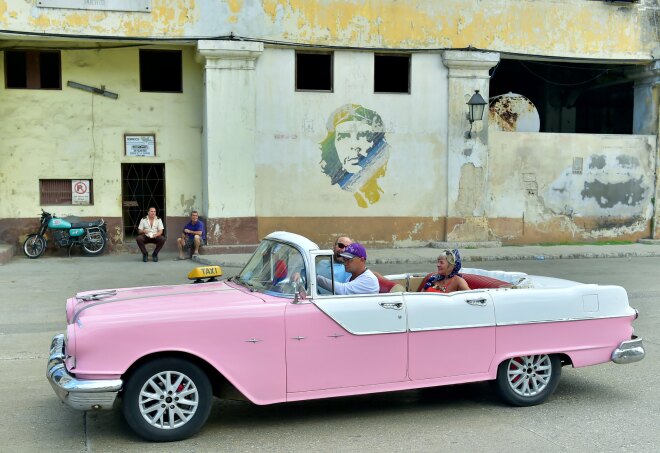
317, 242, 379, 295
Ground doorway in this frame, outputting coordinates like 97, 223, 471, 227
121, 163, 166, 239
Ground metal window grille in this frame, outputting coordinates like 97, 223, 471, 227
40, 179, 94, 205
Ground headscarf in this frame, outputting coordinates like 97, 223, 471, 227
423, 249, 462, 290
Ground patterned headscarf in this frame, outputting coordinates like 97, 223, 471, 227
423, 249, 462, 290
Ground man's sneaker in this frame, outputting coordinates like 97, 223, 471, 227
152, 254, 159, 263
142, 253, 148, 262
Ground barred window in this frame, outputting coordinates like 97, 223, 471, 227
39, 179, 94, 205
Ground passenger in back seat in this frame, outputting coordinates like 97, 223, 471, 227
423, 249, 470, 293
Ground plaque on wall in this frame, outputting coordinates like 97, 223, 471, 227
125, 134, 156, 157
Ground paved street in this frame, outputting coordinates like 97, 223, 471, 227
0, 253, 657, 452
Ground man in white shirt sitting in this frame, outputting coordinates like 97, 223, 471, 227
136, 207, 166, 262
317, 242, 379, 295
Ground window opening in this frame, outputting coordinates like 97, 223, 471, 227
296, 52, 333, 91
489, 59, 633, 134
4, 50, 61, 89
139, 49, 182, 93
374, 54, 410, 93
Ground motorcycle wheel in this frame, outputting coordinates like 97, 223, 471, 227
81, 232, 107, 256
23, 234, 46, 259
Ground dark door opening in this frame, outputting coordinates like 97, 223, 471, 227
121, 163, 166, 239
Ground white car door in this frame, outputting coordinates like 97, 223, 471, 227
405, 291, 496, 380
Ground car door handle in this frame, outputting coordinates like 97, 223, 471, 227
379, 302, 403, 310
466, 298, 487, 306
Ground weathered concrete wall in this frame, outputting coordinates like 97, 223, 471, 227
488, 132, 656, 243
0, 0, 656, 60
0, 45, 204, 239
249, 48, 448, 245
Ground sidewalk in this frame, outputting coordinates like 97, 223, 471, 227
4, 240, 660, 267
196, 240, 660, 268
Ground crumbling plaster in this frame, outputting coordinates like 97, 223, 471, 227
488, 132, 656, 241
0, 1, 656, 59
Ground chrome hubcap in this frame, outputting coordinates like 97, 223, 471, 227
506, 355, 552, 397
138, 371, 199, 429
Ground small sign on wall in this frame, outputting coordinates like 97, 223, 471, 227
125, 134, 156, 157
72, 180, 91, 205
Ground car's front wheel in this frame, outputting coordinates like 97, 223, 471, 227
494, 354, 561, 406
122, 358, 213, 442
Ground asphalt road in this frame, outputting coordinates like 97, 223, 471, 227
0, 254, 657, 452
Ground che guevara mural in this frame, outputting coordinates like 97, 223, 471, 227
319, 104, 390, 208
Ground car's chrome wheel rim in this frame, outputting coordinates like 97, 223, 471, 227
506, 355, 552, 397
138, 371, 200, 430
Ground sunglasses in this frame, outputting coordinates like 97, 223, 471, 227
336, 243, 347, 249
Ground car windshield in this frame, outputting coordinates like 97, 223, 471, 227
237, 239, 307, 296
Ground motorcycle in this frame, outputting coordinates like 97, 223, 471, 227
23, 209, 108, 259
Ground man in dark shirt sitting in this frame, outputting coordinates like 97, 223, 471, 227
176, 210, 206, 260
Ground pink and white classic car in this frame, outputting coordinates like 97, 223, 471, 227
47, 231, 645, 441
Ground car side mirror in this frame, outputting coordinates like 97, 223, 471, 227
292, 282, 307, 304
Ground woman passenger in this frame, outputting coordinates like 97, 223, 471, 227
423, 249, 470, 293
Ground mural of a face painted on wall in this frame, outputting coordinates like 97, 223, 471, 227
319, 104, 390, 208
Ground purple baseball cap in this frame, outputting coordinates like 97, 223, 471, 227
339, 242, 367, 260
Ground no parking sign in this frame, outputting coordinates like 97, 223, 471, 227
72, 180, 90, 205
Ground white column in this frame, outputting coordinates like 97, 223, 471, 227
196, 40, 263, 235
441, 50, 499, 242
628, 61, 660, 239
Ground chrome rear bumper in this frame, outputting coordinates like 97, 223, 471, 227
47, 334, 122, 410
611, 335, 645, 365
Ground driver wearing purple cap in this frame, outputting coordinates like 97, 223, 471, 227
316, 242, 379, 295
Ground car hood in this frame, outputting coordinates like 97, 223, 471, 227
66, 281, 264, 324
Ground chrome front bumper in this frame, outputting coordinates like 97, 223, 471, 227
47, 334, 123, 410
611, 335, 645, 365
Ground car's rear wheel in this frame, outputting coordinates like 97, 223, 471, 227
81, 231, 106, 256
495, 354, 561, 406
122, 358, 213, 442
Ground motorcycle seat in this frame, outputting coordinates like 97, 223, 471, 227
70, 220, 104, 228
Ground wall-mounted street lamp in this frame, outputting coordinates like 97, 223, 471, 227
467, 89, 487, 138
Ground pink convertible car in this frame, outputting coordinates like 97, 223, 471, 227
47, 231, 645, 441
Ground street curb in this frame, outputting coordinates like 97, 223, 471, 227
202, 249, 660, 268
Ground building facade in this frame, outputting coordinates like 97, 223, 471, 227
1, 0, 659, 250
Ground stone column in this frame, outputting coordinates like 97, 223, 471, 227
196, 40, 263, 246
628, 61, 660, 239
441, 51, 499, 242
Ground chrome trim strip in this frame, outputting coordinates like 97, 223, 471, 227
46, 334, 123, 411
410, 323, 494, 332
495, 313, 635, 327
612, 336, 645, 364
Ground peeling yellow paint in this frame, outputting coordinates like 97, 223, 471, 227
64, 13, 91, 28
0, 1, 8, 24
262, 0, 644, 56
228, 0, 244, 14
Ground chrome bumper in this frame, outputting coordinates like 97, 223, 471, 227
47, 334, 123, 410
611, 335, 645, 365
